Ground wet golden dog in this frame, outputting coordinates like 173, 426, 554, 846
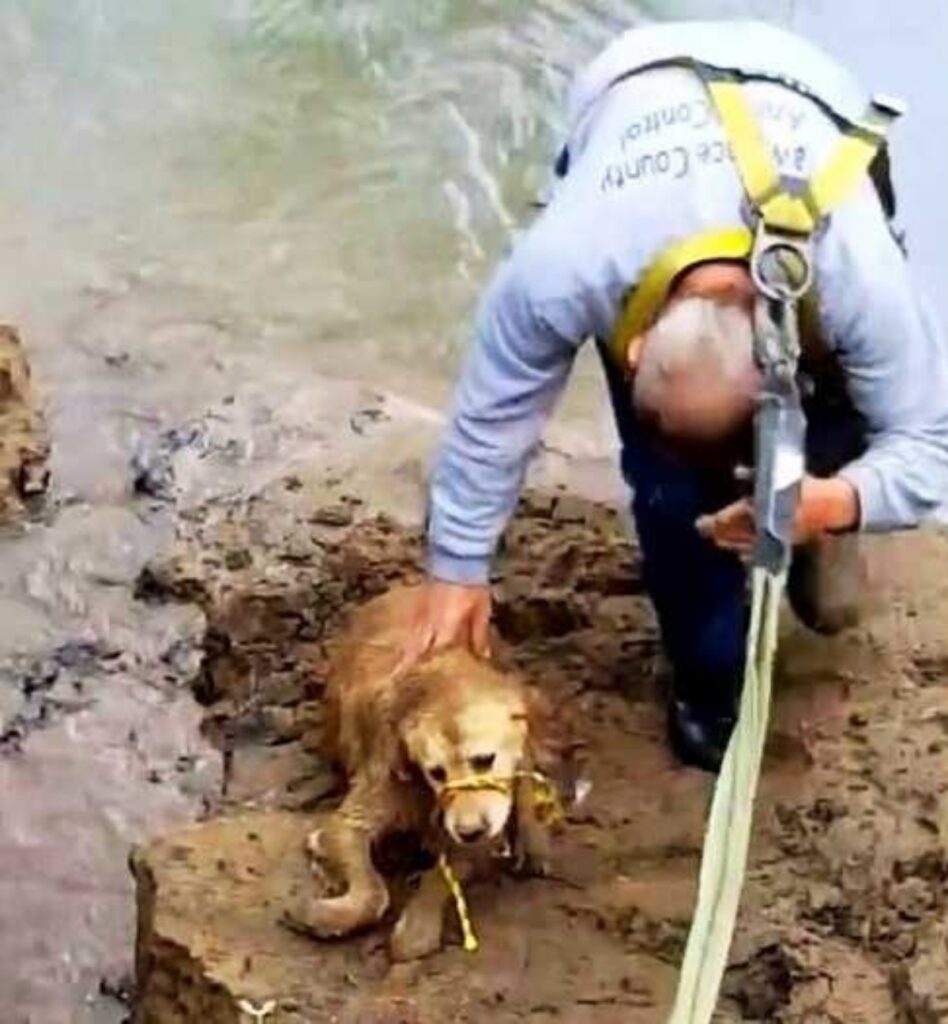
284, 585, 567, 961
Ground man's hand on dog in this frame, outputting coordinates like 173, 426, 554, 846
397, 579, 492, 671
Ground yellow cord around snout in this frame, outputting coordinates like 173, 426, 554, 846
436, 771, 565, 953
438, 775, 513, 803
438, 770, 562, 809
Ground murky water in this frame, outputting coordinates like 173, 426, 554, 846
0, 1, 945, 1020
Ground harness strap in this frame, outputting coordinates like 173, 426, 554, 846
702, 72, 897, 237
704, 79, 798, 226
668, 566, 783, 1023
808, 103, 901, 216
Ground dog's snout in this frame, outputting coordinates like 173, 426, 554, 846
455, 822, 488, 844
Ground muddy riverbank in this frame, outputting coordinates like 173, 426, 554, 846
129, 466, 948, 1023
0, 307, 617, 1022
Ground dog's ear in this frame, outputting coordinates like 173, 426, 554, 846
523, 687, 588, 800
391, 734, 416, 784
523, 686, 568, 774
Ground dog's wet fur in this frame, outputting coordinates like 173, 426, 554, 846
283, 585, 569, 960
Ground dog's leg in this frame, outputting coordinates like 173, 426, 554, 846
511, 775, 552, 877
285, 799, 390, 939
390, 860, 474, 961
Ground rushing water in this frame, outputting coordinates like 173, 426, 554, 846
0, 2, 946, 1020
1, 1, 946, 412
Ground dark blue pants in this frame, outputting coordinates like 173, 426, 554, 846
597, 341, 865, 712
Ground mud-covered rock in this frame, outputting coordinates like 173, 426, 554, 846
0, 324, 49, 518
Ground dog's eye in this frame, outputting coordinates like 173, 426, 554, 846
427, 765, 447, 784
470, 753, 496, 774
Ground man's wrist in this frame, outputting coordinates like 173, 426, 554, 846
425, 548, 491, 587
803, 476, 860, 535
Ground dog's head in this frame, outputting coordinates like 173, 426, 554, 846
396, 652, 537, 847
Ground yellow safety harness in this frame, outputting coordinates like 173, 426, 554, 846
437, 769, 564, 953
610, 63, 903, 369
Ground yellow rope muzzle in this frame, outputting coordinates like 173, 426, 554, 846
437, 770, 565, 953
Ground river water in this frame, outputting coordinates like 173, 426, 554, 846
0, 2, 945, 1021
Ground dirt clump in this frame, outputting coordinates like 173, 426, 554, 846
132, 478, 948, 1023
0, 324, 49, 519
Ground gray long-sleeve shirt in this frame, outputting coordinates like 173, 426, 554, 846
427, 21, 948, 585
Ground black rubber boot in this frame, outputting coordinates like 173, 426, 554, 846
787, 533, 866, 636
667, 677, 739, 774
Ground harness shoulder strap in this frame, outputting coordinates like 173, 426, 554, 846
700, 68, 902, 236
808, 102, 903, 216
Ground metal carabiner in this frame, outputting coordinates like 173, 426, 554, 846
750, 217, 813, 304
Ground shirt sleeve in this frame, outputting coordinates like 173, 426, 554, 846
426, 254, 582, 584
814, 178, 948, 530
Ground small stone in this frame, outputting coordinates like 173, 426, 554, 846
890, 877, 934, 921
310, 505, 353, 528
282, 537, 317, 564
225, 548, 253, 571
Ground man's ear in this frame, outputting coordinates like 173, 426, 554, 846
626, 334, 645, 374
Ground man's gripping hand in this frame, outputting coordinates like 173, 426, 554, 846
397, 579, 492, 673
696, 474, 860, 556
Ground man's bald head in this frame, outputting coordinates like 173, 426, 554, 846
631, 293, 760, 460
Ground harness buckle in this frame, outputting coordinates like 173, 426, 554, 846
870, 93, 908, 121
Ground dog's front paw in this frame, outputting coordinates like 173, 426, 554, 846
303, 828, 338, 893
282, 888, 389, 941
390, 902, 445, 961
511, 828, 552, 878
511, 848, 552, 878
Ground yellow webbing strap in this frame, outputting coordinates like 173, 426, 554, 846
808, 126, 887, 217
657, 72, 897, 1024
705, 82, 787, 216
704, 77, 893, 237
668, 567, 784, 1023
705, 80, 817, 236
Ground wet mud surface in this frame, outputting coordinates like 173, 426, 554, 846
0, 310, 452, 1023
132, 473, 948, 1023
0, 295, 610, 1022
